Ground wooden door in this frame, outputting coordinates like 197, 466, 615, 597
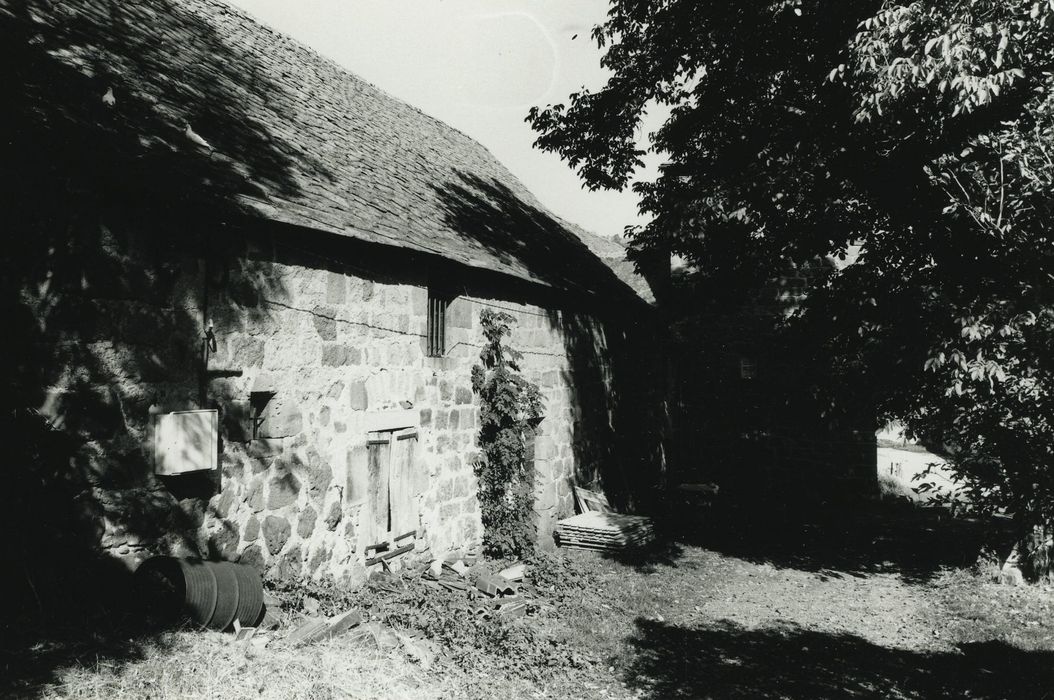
364, 428, 418, 545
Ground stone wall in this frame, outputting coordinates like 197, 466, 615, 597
201, 249, 581, 586
13, 207, 650, 587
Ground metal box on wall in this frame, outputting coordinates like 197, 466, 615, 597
153, 409, 219, 475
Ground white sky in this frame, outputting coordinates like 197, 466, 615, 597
223, 0, 663, 238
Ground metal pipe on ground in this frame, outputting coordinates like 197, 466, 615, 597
135, 556, 264, 631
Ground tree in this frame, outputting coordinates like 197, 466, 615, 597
528, 1, 1054, 563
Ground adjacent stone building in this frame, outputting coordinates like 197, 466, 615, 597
2, 0, 666, 588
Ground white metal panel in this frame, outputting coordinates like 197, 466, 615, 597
153, 409, 218, 475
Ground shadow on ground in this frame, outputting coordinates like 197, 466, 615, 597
1, 630, 175, 700
624, 618, 1054, 699
0, 575, 177, 700
615, 499, 996, 584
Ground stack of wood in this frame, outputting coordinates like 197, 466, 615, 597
555, 511, 656, 551
554, 486, 656, 552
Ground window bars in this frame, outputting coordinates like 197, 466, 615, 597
427, 289, 448, 357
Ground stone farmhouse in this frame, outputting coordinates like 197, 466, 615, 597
2, 0, 667, 588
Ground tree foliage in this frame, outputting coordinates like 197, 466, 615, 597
528, 1, 1054, 531
471, 310, 545, 557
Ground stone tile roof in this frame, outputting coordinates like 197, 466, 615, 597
5, 0, 647, 302
573, 232, 659, 304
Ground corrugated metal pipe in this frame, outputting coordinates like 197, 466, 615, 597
135, 557, 264, 631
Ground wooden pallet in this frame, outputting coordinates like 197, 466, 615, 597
556, 511, 656, 551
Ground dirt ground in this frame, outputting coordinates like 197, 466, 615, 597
568, 508, 1054, 700
6, 507, 1054, 699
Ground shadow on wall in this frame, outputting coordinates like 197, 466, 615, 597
431, 171, 668, 516
0, 0, 308, 692
554, 309, 667, 513
624, 618, 1054, 699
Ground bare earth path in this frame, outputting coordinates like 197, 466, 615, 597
688, 558, 939, 650
558, 511, 1054, 700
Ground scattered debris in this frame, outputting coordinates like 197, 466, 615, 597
499, 563, 527, 581
285, 608, 364, 647
494, 600, 528, 619
286, 618, 329, 647
368, 570, 405, 594
443, 558, 468, 577
233, 625, 256, 644
326, 610, 364, 638
258, 592, 282, 631
476, 573, 516, 597
438, 578, 469, 592
265, 550, 551, 664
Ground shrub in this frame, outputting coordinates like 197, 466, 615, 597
471, 309, 545, 558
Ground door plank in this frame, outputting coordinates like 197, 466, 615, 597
364, 432, 392, 546
389, 429, 418, 535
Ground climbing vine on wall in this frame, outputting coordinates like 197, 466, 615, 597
471, 309, 545, 558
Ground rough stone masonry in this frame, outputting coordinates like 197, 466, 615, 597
203, 253, 580, 587
33, 218, 620, 589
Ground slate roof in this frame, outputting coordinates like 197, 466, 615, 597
4, 0, 649, 302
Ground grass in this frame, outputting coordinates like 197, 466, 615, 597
38, 628, 450, 700
878, 470, 920, 502
14, 511, 1054, 700
18, 551, 639, 700
927, 567, 1054, 652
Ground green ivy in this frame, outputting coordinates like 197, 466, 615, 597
471, 309, 545, 558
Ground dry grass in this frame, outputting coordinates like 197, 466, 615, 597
20, 522, 1054, 700
41, 629, 454, 700
927, 567, 1054, 652
24, 551, 639, 700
